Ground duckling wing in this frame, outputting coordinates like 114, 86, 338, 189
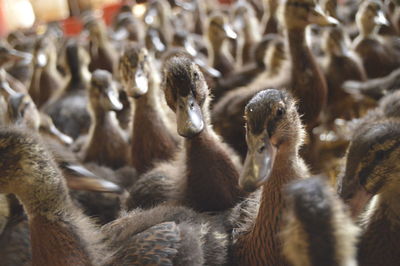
106, 221, 181, 266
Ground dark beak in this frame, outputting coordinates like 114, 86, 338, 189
176, 94, 204, 137
239, 132, 277, 192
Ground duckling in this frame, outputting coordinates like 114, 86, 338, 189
321, 26, 367, 124
231, 1, 261, 66
212, 37, 287, 158
112, 12, 144, 44
0, 127, 229, 265
144, 0, 174, 46
261, 0, 279, 34
126, 55, 245, 212
80, 69, 130, 169
213, 0, 337, 158
206, 12, 237, 78
84, 15, 117, 74
338, 120, 400, 266
43, 39, 91, 139
119, 44, 179, 174
29, 35, 64, 108
230, 89, 310, 265
353, 0, 399, 79
282, 177, 359, 266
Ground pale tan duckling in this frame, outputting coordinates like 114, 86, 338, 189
119, 44, 179, 175
126, 55, 246, 212
43, 39, 92, 139
353, 0, 399, 79
231, 1, 262, 66
0, 127, 229, 265
229, 89, 310, 266
206, 12, 237, 78
81, 69, 130, 169
321, 26, 367, 124
29, 35, 64, 109
338, 120, 400, 266
282, 177, 359, 266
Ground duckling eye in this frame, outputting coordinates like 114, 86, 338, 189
276, 107, 285, 117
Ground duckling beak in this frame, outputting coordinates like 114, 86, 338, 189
35, 52, 48, 68
194, 58, 222, 78
113, 28, 129, 41
308, 5, 339, 26
175, 0, 196, 11
183, 39, 197, 57
375, 11, 389, 26
176, 94, 204, 137
149, 30, 166, 52
145, 7, 157, 25
106, 90, 123, 111
239, 132, 277, 192
7, 49, 32, 64
128, 67, 149, 98
64, 164, 123, 193
47, 123, 73, 146
223, 24, 237, 39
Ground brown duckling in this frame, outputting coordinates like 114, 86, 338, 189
321, 26, 367, 123
0, 127, 229, 265
119, 44, 179, 174
29, 35, 64, 108
83, 14, 117, 74
230, 89, 310, 265
282, 177, 359, 266
112, 12, 144, 44
43, 39, 91, 139
353, 0, 399, 79
126, 55, 245, 212
231, 1, 261, 66
338, 120, 400, 266
206, 12, 237, 78
81, 69, 130, 169
144, 0, 174, 46
212, 37, 287, 158
261, 0, 279, 34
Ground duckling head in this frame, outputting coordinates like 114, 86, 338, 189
119, 44, 150, 98
240, 89, 305, 192
39, 113, 73, 146
89, 69, 123, 112
322, 26, 351, 57
338, 121, 400, 217
356, 0, 389, 36
207, 12, 237, 47
278, 0, 339, 30
163, 54, 208, 138
33, 35, 57, 69
7, 93, 40, 130
0, 43, 32, 67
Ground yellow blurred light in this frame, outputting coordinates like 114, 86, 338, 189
132, 3, 146, 19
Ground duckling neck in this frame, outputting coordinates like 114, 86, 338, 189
69, 66, 90, 91
16, 163, 98, 266
184, 127, 243, 212
131, 76, 177, 173
235, 149, 305, 265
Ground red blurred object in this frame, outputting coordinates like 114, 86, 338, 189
0, 0, 7, 37
62, 2, 122, 35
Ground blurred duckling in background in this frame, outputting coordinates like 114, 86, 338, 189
353, 0, 400, 79
44, 39, 91, 139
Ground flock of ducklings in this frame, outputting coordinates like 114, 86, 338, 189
1, 0, 400, 265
